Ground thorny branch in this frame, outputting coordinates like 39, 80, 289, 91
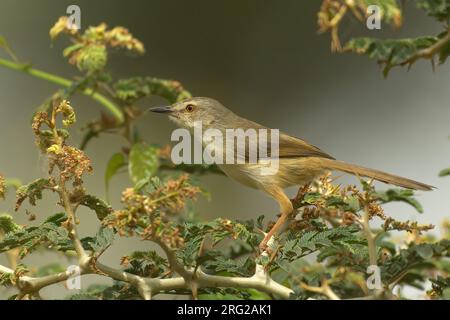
407, 29, 450, 64
0, 236, 294, 300
0, 263, 89, 298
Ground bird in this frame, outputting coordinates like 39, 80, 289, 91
150, 97, 433, 250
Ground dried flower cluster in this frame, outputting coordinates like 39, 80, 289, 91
104, 175, 200, 248
50, 146, 93, 185
50, 16, 144, 73
31, 100, 92, 187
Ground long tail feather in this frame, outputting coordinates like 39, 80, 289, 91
319, 159, 434, 191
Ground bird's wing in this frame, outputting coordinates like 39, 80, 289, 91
277, 132, 335, 159
231, 117, 335, 160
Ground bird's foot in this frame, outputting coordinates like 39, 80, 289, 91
259, 233, 273, 254
259, 241, 268, 253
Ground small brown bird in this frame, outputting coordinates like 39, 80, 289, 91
150, 97, 433, 250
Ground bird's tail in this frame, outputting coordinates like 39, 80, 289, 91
319, 158, 433, 191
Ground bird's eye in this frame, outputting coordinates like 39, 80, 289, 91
185, 104, 195, 112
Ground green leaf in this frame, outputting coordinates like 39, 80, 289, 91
246, 289, 271, 300
128, 143, 159, 188
88, 227, 115, 255
438, 31, 450, 64
62, 43, 84, 57
113, 77, 192, 104
303, 192, 321, 204
345, 196, 361, 212
439, 167, 450, 177
415, 244, 434, 259
15, 178, 52, 211
0, 214, 21, 234
0, 212, 69, 257
375, 188, 423, 213
280, 226, 363, 265
122, 251, 168, 277
381, 240, 450, 285
179, 218, 260, 268
44, 212, 67, 224
79, 194, 113, 221
0, 272, 14, 287
104, 153, 126, 196
417, 0, 450, 21
204, 255, 255, 277
345, 36, 439, 76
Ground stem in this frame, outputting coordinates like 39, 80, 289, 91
94, 262, 294, 300
415, 29, 450, 60
0, 58, 124, 123
95, 262, 152, 300
151, 238, 191, 279
0, 264, 91, 295
300, 281, 340, 300
362, 205, 377, 266
58, 182, 90, 269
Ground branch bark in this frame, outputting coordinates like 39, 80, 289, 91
412, 29, 450, 61
94, 262, 294, 300
0, 264, 90, 295
95, 236, 294, 300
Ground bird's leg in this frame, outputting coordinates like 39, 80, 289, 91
259, 187, 293, 251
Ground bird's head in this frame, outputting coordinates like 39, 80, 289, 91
149, 97, 233, 129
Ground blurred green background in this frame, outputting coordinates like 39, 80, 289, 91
0, 0, 449, 299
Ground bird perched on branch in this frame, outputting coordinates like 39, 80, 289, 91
150, 97, 433, 250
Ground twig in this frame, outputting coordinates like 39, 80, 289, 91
0, 58, 124, 122
94, 261, 294, 299
58, 182, 90, 270
2, 258, 294, 299
409, 29, 450, 63
95, 261, 152, 300
361, 204, 377, 266
93, 235, 294, 300
300, 280, 340, 300
151, 238, 191, 279
0, 264, 90, 295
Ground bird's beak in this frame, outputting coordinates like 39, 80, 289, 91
148, 106, 173, 114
